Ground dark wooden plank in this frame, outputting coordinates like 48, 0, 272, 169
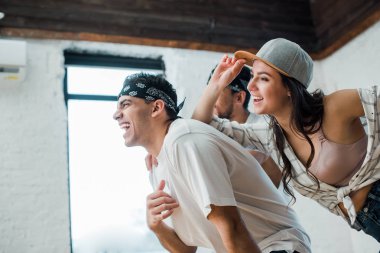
311, 0, 380, 50
0, 0, 313, 25
0, 27, 260, 54
0, 1, 316, 37
0, 0, 376, 57
312, 0, 377, 35
0, 11, 316, 48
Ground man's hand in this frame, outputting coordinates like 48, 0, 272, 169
146, 180, 179, 232
145, 153, 158, 171
146, 180, 196, 253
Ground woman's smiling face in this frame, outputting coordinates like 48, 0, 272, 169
247, 60, 291, 116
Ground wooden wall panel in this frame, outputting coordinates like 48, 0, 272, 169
0, 0, 378, 58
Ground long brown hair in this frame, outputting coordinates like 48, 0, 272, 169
270, 74, 324, 201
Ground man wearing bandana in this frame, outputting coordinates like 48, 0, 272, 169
113, 73, 311, 253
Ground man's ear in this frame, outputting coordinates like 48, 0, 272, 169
151, 100, 166, 117
234, 91, 246, 105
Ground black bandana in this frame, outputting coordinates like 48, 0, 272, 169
118, 82, 185, 114
229, 79, 248, 92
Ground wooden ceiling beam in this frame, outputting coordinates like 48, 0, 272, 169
0, 0, 378, 58
0, 27, 259, 53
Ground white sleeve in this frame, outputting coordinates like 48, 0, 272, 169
171, 134, 237, 218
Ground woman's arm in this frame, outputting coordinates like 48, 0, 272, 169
325, 89, 364, 121
249, 150, 282, 188
192, 55, 246, 123
323, 89, 365, 143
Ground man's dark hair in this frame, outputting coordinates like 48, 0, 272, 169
121, 73, 179, 120
207, 65, 251, 109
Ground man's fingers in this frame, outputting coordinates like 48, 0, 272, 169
156, 180, 165, 191
151, 207, 176, 223
147, 195, 178, 209
148, 191, 173, 200
147, 181, 178, 223
152, 209, 174, 223
147, 189, 173, 203
161, 209, 175, 220
151, 202, 179, 215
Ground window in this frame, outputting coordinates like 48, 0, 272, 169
64, 52, 166, 253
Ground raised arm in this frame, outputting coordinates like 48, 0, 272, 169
192, 55, 246, 123
208, 205, 261, 253
146, 180, 196, 253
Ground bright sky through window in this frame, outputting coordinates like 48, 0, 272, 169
67, 66, 166, 253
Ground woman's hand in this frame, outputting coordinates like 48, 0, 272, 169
208, 55, 246, 90
192, 55, 246, 123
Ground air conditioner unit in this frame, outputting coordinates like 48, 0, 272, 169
0, 39, 27, 83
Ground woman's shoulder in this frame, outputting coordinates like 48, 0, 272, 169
324, 89, 359, 101
324, 89, 364, 120
321, 89, 365, 142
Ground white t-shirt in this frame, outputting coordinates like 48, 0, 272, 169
150, 119, 311, 253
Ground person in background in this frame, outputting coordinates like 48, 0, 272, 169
208, 64, 282, 189
192, 38, 380, 242
209, 65, 261, 124
114, 73, 311, 253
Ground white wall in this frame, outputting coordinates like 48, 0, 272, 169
303, 20, 380, 252
310, 20, 380, 93
0, 41, 70, 253
0, 20, 379, 253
